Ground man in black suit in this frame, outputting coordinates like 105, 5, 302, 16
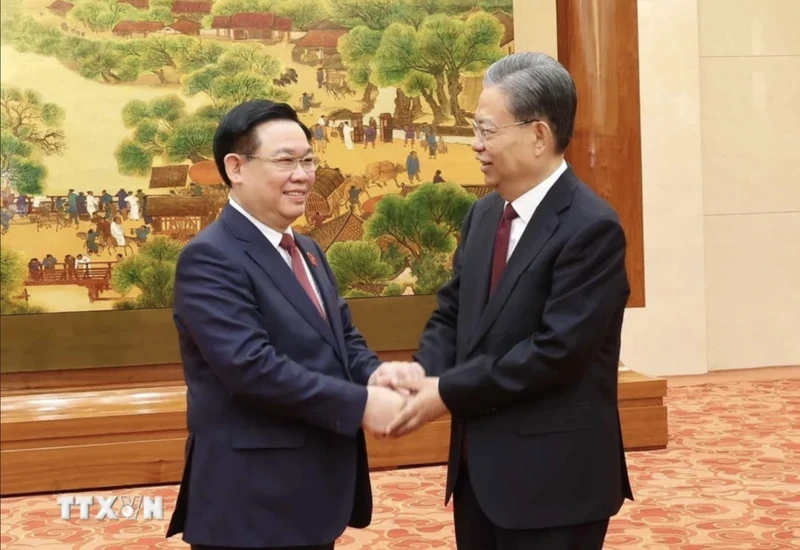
385, 52, 634, 549
166, 100, 422, 550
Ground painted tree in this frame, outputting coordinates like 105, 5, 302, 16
421, 13, 504, 125
411, 251, 450, 294
338, 26, 382, 107
211, 0, 278, 16
182, 43, 288, 107
144, 0, 177, 24
326, 0, 483, 31
0, 248, 44, 314
3, 17, 257, 93
172, 38, 227, 74
115, 95, 217, 175
326, 0, 410, 30
115, 35, 193, 85
2, 16, 64, 57
382, 283, 404, 296
0, 248, 25, 312
365, 183, 475, 263
371, 13, 503, 125
399, 0, 444, 29
0, 87, 66, 156
5, 16, 224, 87
276, 0, 329, 30
327, 241, 394, 297
0, 135, 47, 196
204, 0, 327, 30
69, 0, 139, 32
112, 237, 183, 309
477, 0, 513, 12
365, 183, 475, 295
0, 87, 66, 195
76, 40, 142, 83
370, 22, 448, 122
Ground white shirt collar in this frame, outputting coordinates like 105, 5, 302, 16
508, 159, 568, 223
228, 197, 292, 249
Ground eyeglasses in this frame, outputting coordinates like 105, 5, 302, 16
471, 119, 539, 141
245, 155, 319, 173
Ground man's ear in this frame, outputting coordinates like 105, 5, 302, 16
532, 120, 552, 156
224, 153, 245, 185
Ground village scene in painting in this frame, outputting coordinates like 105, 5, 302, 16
0, 0, 515, 314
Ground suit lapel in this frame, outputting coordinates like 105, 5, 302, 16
467, 170, 577, 355
460, 195, 503, 356
221, 206, 341, 356
295, 236, 349, 370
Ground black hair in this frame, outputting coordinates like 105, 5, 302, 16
213, 100, 312, 187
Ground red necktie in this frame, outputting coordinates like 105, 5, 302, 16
279, 234, 326, 319
489, 204, 518, 293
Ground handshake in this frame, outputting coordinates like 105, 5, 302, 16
361, 361, 448, 438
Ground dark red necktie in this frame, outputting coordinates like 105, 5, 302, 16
489, 204, 518, 293
279, 234, 326, 319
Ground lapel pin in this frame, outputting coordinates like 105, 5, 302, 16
306, 251, 318, 267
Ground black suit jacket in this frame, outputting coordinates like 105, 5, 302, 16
415, 167, 634, 530
166, 204, 380, 547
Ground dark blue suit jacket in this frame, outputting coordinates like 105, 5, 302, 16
166, 204, 381, 547
415, 167, 634, 530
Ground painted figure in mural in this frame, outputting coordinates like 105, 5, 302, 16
383, 52, 633, 550
110, 217, 125, 247
406, 151, 421, 183
85, 191, 98, 218
166, 100, 424, 550
404, 125, 415, 148
342, 121, 354, 151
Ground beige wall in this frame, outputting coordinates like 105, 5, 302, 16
698, 0, 800, 371
512, 0, 558, 58
512, 0, 800, 375
621, 0, 710, 376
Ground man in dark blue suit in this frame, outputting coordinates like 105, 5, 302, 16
166, 100, 423, 550
384, 53, 634, 549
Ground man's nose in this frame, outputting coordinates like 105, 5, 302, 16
290, 166, 311, 182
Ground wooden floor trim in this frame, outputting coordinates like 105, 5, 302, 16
1, 371, 667, 496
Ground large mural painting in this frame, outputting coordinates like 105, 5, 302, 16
0, 0, 515, 314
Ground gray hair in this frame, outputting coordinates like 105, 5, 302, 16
483, 52, 577, 152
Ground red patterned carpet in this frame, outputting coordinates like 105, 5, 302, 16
2, 379, 799, 549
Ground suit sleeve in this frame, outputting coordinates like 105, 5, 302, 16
438, 217, 630, 416
412, 201, 477, 376
316, 242, 381, 385
173, 240, 367, 437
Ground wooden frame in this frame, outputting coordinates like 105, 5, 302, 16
0, 295, 438, 372
556, 0, 645, 306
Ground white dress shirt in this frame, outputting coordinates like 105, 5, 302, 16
228, 198, 323, 306
505, 159, 568, 261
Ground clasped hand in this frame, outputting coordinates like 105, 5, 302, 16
362, 362, 448, 439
